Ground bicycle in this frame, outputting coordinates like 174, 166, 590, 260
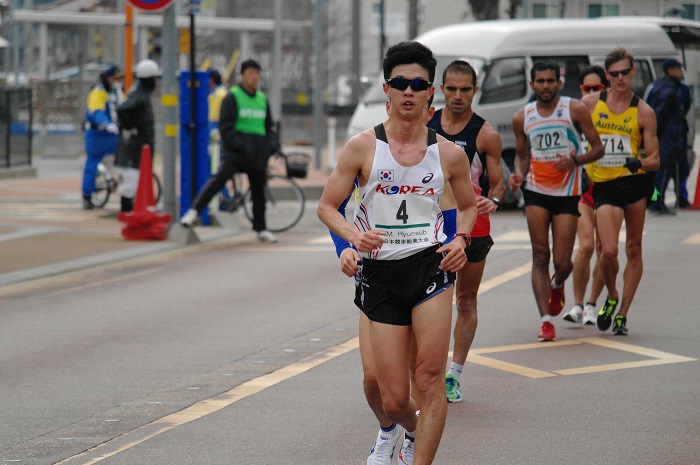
217, 151, 309, 232
91, 154, 162, 208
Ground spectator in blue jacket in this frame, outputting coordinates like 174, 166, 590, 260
646, 58, 690, 214
82, 65, 124, 210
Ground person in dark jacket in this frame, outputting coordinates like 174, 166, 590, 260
115, 59, 162, 213
646, 58, 689, 215
180, 59, 280, 243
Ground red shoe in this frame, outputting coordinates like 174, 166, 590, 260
538, 321, 556, 342
548, 274, 565, 316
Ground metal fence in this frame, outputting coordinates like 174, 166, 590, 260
0, 87, 33, 169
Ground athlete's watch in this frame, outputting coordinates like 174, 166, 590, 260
491, 197, 503, 211
455, 233, 471, 250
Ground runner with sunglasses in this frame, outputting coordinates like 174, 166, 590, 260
509, 62, 604, 342
318, 41, 477, 465
581, 48, 659, 335
563, 65, 608, 325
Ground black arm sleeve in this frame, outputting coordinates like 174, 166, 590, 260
219, 92, 239, 145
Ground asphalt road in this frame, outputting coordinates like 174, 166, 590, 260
1, 203, 699, 465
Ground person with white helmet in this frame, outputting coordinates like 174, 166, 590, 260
115, 59, 162, 212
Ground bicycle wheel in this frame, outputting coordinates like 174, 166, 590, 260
244, 175, 305, 232
152, 173, 162, 205
91, 167, 111, 208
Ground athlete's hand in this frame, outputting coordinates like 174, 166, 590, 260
351, 229, 385, 253
624, 157, 641, 173
437, 239, 467, 272
339, 248, 361, 277
476, 195, 497, 214
552, 152, 574, 172
508, 173, 523, 192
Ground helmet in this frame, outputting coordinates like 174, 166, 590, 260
135, 59, 162, 78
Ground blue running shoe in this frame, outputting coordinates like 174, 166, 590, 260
446, 374, 462, 403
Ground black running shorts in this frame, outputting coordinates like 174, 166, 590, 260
466, 235, 494, 263
523, 189, 580, 216
593, 174, 653, 209
354, 245, 456, 326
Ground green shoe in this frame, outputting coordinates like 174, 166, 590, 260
597, 297, 618, 331
445, 374, 462, 403
612, 314, 628, 335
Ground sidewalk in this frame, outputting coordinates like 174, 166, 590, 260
0, 153, 331, 288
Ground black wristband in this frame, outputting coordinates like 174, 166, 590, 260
491, 197, 502, 211
572, 155, 580, 166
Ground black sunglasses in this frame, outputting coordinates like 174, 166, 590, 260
385, 77, 433, 92
608, 68, 632, 78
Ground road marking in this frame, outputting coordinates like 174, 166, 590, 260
53, 267, 165, 295
55, 337, 360, 465
685, 233, 700, 244
459, 337, 696, 379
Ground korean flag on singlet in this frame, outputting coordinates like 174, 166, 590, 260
378, 170, 394, 182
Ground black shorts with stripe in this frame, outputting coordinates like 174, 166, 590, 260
354, 245, 455, 326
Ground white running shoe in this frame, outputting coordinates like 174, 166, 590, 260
397, 434, 415, 465
582, 303, 597, 325
256, 230, 278, 243
563, 304, 583, 324
367, 426, 401, 465
180, 208, 198, 227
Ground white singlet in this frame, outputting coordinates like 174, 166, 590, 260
354, 124, 446, 260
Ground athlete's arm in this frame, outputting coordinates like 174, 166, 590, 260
509, 109, 528, 192
570, 99, 605, 166
477, 122, 504, 214
637, 100, 660, 172
437, 139, 476, 272
317, 131, 385, 253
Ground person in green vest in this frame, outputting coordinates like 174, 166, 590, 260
180, 59, 280, 242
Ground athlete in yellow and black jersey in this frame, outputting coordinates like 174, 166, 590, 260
581, 48, 659, 337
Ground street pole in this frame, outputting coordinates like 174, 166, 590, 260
379, 0, 385, 71
351, 0, 360, 103
189, 4, 196, 203
271, 0, 282, 130
313, 0, 324, 170
161, 3, 178, 220
408, 0, 418, 39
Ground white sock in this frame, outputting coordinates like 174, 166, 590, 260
571, 304, 583, 312
541, 314, 553, 323
405, 429, 416, 440
447, 362, 463, 378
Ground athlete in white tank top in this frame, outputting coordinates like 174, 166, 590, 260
355, 124, 446, 260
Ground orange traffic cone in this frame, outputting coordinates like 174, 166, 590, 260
689, 164, 700, 210
118, 144, 171, 240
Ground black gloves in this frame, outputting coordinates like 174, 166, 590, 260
624, 157, 641, 173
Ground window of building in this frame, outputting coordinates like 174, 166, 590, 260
680, 3, 700, 19
532, 3, 559, 18
588, 3, 620, 18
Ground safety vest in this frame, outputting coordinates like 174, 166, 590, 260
230, 85, 267, 136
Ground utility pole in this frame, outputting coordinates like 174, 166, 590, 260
379, 0, 385, 70
408, 0, 418, 39
161, 2, 178, 219
313, 0, 324, 170
351, 0, 360, 103
271, 0, 282, 127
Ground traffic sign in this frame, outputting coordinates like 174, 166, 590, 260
127, 0, 174, 11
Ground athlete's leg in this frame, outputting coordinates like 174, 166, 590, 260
595, 204, 625, 300
572, 203, 595, 306
618, 198, 647, 317
550, 212, 578, 285
588, 232, 605, 304
525, 206, 553, 316
410, 289, 453, 465
359, 312, 393, 427
368, 321, 418, 433
452, 260, 486, 365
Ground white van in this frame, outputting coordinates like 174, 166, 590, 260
347, 18, 681, 174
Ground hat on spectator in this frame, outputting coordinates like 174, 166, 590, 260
662, 58, 682, 72
105, 65, 125, 78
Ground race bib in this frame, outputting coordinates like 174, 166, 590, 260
529, 127, 569, 162
597, 134, 632, 167
374, 194, 434, 249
